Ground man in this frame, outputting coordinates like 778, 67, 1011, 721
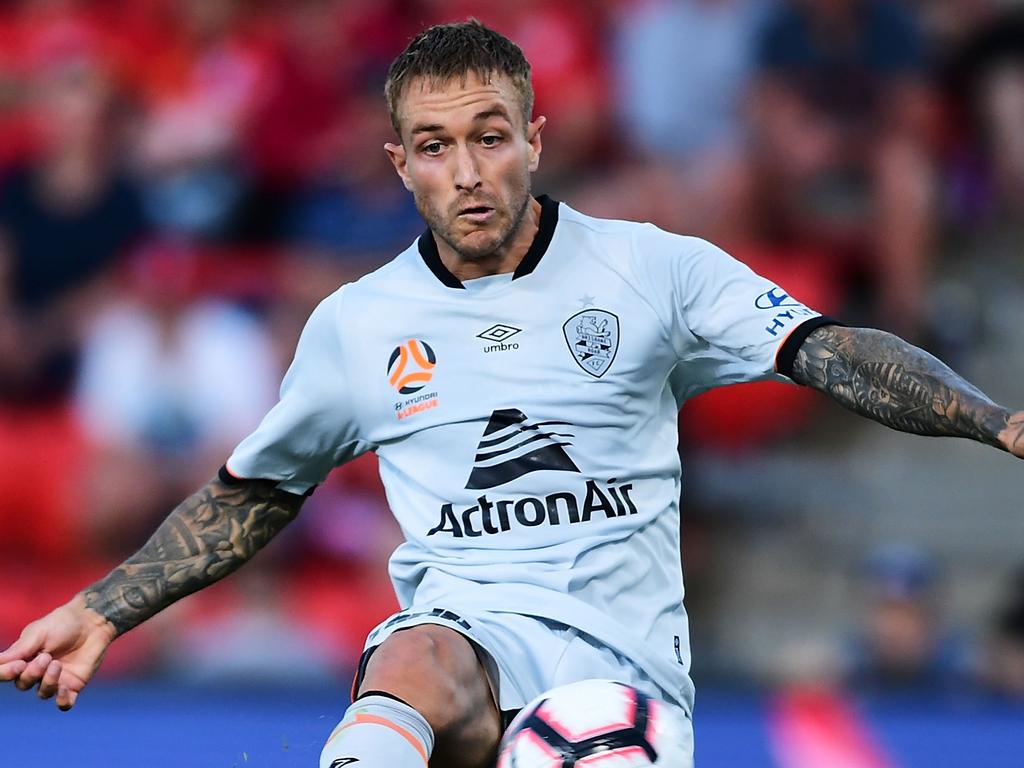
1, 20, 1020, 768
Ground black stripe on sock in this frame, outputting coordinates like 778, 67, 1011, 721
355, 690, 413, 708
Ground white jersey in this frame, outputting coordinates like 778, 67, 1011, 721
227, 197, 826, 713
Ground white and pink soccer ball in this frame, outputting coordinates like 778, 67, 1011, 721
497, 679, 689, 768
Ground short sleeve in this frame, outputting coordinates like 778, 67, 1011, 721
633, 229, 831, 401
225, 290, 369, 494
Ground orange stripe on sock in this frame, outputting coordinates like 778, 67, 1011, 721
324, 713, 429, 765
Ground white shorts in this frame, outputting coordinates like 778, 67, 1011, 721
355, 606, 694, 761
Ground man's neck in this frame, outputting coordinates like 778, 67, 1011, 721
437, 197, 541, 281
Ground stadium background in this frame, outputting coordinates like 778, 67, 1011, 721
0, 0, 1022, 765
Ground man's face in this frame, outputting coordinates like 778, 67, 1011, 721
385, 71, 544, 261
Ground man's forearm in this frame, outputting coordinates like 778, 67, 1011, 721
82, 476, 304, 636
791, 325, 1024, 454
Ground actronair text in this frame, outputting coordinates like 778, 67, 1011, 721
427, 479, 638, 538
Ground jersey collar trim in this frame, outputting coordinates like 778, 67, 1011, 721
417, 195, 559, 289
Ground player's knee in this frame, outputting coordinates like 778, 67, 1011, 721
360, 625, 494, 738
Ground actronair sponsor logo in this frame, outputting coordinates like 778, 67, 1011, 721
466, 408, 579, 490
427, 478, 639, 538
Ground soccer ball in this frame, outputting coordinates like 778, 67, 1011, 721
497, 679, 688, 767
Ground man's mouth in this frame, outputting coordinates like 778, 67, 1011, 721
458, 205, 495, 222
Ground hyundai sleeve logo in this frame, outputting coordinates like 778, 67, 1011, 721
755, 287, 800, 310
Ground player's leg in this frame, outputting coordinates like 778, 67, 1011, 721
320, 623, 502, 768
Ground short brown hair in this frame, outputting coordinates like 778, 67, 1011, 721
385, 19, 534, 137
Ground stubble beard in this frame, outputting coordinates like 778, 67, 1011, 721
419, 187, 532, 262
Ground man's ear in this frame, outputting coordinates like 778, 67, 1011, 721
384, 141, 413, 191
526, 115, 546, 173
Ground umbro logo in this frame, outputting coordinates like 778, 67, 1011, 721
329, 759, 359, 768
478, 324, 522, 353
478, 324, 521, 342
466, 408, 580, 490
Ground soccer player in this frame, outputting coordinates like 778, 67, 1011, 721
1, 20, 1021, 768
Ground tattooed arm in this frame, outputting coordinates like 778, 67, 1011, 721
790, 325, 1024, 458
83, 474, 304, 635
0, 474, 305, 709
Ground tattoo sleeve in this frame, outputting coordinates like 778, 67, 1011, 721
82, 476, 305, 636
790, 325, 1014, 449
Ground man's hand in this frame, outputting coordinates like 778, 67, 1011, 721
998, 411, 1024, 459
0, 474, 305, 711
0, 594, 116, 710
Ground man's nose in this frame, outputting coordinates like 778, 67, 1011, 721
453, 144, 482, 191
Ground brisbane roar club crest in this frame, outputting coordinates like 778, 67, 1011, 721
563, 309, 619, 378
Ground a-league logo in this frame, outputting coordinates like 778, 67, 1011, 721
387, 339, 436, 394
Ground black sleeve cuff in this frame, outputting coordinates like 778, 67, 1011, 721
218, 464, 245, 485
775, 316, 844, 382
218, 464, 318, 497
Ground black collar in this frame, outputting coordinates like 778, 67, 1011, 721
417, 195, 560, 289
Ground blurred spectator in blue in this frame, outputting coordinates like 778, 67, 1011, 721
73, 244, 278, 553
980, 566, 1024, 700
0, 38, 145, 404
281, 87, 424, 271
574, 0, 764, 241
841, 543, 972, 693
939, 0, 1024, 223
0, 32, 147, 567
750, 0, 937, 337
133, 0, 274, 241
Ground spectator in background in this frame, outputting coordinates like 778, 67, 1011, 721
133, 0, 274, 241
603, 0, 767, 241
0, 36, 146, 564
980, 567, 1024, 699
74, 244, 278, 554
750, 0, 936, 337
841, 543, 972, 694
940, 0, 1024, 222
281, 87, 424, 272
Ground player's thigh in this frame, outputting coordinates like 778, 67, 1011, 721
358, 623, 502, 766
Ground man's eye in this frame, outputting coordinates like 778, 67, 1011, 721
423, 142, 443, 155
481, 135, 501, 146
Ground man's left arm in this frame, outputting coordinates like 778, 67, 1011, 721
790, 324, 1024, 458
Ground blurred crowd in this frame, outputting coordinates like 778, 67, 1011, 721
0, 0, 1022, 695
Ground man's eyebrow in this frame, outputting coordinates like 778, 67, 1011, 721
409, 107, 514, 136
410, 122, 445, 136
473, 107, 513, 123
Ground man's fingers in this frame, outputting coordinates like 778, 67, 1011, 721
0, 633, 42, 665
37, 659, 61, 699
56, 685, 78, 711
55, 671, 85, 711
14, 652, 52, 691
0, 659, 27, 681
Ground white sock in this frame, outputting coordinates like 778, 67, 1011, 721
319, 693, 434, 768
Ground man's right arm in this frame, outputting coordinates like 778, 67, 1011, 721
83, 473, 305, 635
0, 474, 305, 709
